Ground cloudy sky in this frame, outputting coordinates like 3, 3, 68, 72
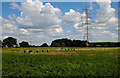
0, 0, 119, 45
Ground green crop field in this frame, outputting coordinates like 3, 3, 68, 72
1, 47, 120, 77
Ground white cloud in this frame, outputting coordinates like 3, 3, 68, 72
8, 14, 16, 20
2, 0, 118, 44
10, 2, 21, 10
2, 17, 17, 35
26, 0, 32, 2
91, 30, 118, 42
55, 27, 63, 33
95, 0, 118, 27
95, 0, 112, 2
63, 9, 81, 24
16, 16, 33, 26
20, 29, 30, 35
15, 1, 62, 30
63, 9, 87, 29
28, 29, 44, 32
6, 0, 64, 45
62, 0, 118, 42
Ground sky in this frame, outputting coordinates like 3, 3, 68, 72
0, 0, 119, 45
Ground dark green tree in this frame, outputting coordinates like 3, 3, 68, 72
51, 38, 87, 47
41, 43, 49, 47
3, 37, 17, 47
19, 41, 30, 47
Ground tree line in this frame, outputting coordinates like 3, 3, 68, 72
0, 37, 49, 47
0, 37, 119, 48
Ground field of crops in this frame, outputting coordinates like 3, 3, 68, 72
1, 47, 119, 77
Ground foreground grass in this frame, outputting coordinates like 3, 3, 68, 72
2, 47, 119, 77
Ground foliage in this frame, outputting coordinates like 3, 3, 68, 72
2, 37, 17, 47
51, 38, 87, 47
41, 43, 49, 47
1, 37, 119, 47
19, 41, 30, 47
90, 42, 119, 47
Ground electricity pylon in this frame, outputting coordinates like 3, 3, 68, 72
81, 7, 93, 46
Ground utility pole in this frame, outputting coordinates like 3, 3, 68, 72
82, 7, 92, 46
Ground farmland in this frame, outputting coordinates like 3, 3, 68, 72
1, 47, 119, 77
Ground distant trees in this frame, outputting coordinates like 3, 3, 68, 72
51, 38, 71, 47
41, 43, 49, 47
117, 42, 120, 46
1, 37, 119, 48
2, 37, 17, 47
51, 38, 87, 47
72, 40, 87, 47
51, 38, 70, 47
19, 41, 30, 47
89, 42, 119, 47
